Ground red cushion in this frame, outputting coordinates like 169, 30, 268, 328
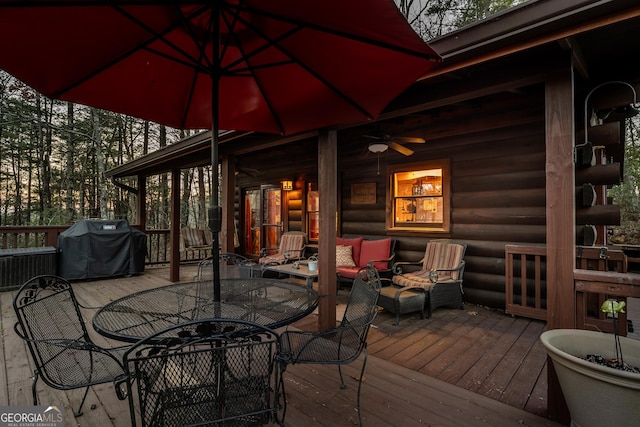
336, 266, 360, 279
336, 237, 363, 265
359, 238, 391, 269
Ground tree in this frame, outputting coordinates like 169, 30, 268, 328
396, 0, 527, 40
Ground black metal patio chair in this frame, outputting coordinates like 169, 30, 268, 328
278, 265, 382, 426
12, 275, 127, 416
115, 318, 284, 427
195, 252, 255, 281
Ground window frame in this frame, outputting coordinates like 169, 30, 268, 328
385, 158, 451, 234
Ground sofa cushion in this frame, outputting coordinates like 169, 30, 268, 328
336, 237, 363, 264
359, 238, 392, 269
335, 266, 360, 279
336, 245, 356, 267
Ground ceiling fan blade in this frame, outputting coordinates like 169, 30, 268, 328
393, 136, 425, 144
237, 166, 260, 177
388, 141, 414, 156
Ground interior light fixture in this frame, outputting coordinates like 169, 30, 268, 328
368, 143, 389, 153
281, 180, 293, 191
368, 143, 389, 175
577, 80, 640, 164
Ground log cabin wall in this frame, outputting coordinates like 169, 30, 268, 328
339, 85, 547, 309
231, 79, 623, 310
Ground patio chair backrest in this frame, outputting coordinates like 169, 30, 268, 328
259, 231, 307, 264
343, 265, 382, 326
13, 275, 125, 416
339, 265, 382, 356
194, 253, 251, 281
118, 318, 282, 427
422, 240, 466, 280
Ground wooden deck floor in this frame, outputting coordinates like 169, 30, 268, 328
0, 266, 563, 426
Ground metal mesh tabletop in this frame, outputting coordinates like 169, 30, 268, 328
93, 278, 318, 342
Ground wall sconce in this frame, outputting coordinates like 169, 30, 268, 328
281, 180, 293, 191
577, 80, 639, 165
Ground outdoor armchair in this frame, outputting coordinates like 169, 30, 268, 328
259, 231, 307, 265
278, 265, 382, 426
115, 318, 284, 427
379, 239, 466, 325
12, 275, 127, 416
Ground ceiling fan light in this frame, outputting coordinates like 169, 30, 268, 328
368, 143, 388, 153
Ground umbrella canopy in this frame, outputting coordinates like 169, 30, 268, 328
0, 0, 441, 299
0, 0, 440, 134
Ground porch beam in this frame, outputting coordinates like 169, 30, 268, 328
317, 129, 337, 331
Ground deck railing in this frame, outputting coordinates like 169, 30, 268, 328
0, 226, 206, 265
505, 243, 547, 321
0, 226, 67, 248
506, 243, 640, 334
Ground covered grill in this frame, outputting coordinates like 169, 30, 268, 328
58, 219, 146, 280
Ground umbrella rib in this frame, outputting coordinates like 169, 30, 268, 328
233, 13, 376, 120
229, 2, 441, 62
45, 3, 213, 97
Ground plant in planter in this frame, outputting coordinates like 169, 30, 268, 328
540, 299, 640, 427
584, 299, 640, 373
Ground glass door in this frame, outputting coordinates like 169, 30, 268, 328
243, 187, 282, 257
307, 182, 319, 241
243, 189, 261, 256
262, 187, 282, 255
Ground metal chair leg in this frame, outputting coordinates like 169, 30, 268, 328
31, 370, 39, 405
74, 386, 90, 417
338, 365, 346, 389
355, 348, 369, 427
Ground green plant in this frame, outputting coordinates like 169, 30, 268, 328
600, 299, 626, 367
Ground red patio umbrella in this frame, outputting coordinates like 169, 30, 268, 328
0, 0, 441, 299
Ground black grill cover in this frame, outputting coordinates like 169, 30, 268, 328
58, 219, 146, 280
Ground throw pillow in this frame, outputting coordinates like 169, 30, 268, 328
336, 245, 356, 267
336, 236, 363, 265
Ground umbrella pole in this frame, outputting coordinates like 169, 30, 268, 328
209, 4, 222, 302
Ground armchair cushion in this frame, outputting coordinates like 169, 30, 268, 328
421, 240, 465, 280
259, 232, 306, 264
392, 272, 457, 289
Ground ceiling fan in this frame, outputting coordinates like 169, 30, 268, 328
364, 130, 426, 156
363, 130, 426, 174
235, 160, 261, 177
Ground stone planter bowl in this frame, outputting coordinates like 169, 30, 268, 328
540, 329, 640, 427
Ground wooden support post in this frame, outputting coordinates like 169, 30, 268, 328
545, 66, 575, 423
137, 176, 147, 231
318, 129, 337, 331
170, 169, 181, 282
221, 155, 236, 253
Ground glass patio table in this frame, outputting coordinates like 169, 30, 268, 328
92, 278, 318, 343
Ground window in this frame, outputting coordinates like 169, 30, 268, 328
387, 159, 450, 232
